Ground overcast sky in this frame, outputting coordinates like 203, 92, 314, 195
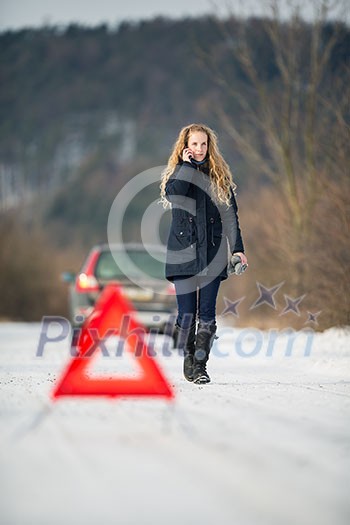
0, 0, 346, 30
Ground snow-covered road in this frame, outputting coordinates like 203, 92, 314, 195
0, 322, 349, 525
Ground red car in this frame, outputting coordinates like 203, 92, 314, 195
62, 243, 177, 334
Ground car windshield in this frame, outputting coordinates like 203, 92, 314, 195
95, 249, 166, 281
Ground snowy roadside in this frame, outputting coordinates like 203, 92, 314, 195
0, 322, 349, 525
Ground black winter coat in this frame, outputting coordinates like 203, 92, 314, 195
165, 160, 244, 281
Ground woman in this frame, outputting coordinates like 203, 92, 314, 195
160, 123, 247, 384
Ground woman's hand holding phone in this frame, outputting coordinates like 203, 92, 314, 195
182, 148, 194, 162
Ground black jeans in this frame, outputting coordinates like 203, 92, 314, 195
173, 275, 221, 328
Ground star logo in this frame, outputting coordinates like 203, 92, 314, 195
221, 296, 245, 317
305, 311, 322, 325
280, 294, 306, 316
250, 281, 284, 310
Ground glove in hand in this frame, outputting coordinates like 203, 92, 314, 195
228, 254, 248, 276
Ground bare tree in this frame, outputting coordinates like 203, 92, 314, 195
201, 1, 349, 324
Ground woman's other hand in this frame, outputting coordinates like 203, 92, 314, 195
233, 252, 248, 266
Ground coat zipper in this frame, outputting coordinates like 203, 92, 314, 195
210, 217, 215, 246
189, 216, 194, 248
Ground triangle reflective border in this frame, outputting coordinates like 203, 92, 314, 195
51, 285, 174, 400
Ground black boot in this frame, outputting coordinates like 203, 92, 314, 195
193, 320, 217, 384
173, 322, 196, 382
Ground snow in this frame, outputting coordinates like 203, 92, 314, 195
0, 321, 349, 525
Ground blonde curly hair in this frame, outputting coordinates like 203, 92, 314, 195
160, 123, 236, 208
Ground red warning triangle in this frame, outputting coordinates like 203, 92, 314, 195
52, 284, 174, 399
